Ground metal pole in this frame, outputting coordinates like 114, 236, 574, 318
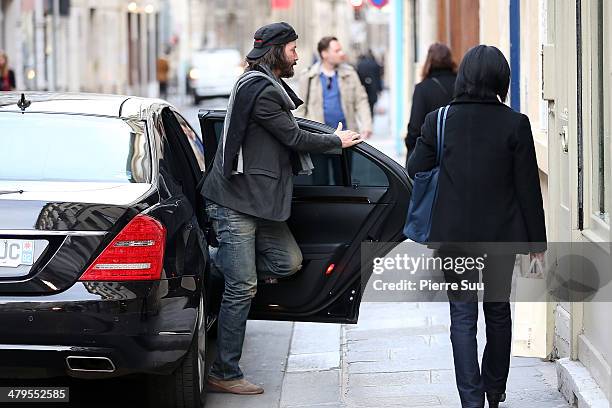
149, 10, 156, 97
509, 0, 521, 112
140, 12, 147, 96
13, 0, 25, 89
50, 0, 59, 91
177, 0, 191, 103
34, 0, 46, 90
0, 4, 4, 50
390, 0, 405, 157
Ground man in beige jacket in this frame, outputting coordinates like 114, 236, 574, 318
296, 36, 373, 138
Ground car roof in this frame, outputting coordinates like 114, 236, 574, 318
0, 92, 168, 119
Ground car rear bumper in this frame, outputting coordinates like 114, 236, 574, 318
0, 278, 200, 379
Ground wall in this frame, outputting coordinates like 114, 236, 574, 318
574, 0, 612, 401
437, 0, 480, 63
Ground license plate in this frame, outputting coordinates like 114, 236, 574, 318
0, 239, 35, 268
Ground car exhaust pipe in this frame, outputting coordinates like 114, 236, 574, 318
66, 356, 116, 373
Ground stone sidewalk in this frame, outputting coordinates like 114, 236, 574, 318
206, 302, 570, 408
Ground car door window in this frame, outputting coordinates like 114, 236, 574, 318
155, 118, 185, 196
173, 112, 205, 171
293, 150, 389, 188
347, 150, 389, 187
160, 109, 202, 209
293, 153, 344, 186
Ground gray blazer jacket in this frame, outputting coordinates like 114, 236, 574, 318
201, 85, 342, 222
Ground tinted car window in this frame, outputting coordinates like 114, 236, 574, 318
293, 154, 344, 186
173, 112, 205, 171
0, 113, 150, 183
348, 150, 389, 187
159, 109, 203, 210
293, 150, 389, 187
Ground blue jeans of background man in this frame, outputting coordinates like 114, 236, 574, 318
441, 252, 516, 408
206, 201, 303, 381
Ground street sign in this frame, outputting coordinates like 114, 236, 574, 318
369, 0, 389, 9
271, 0, 292, 9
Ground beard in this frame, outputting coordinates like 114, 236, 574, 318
278, 57, 297, 78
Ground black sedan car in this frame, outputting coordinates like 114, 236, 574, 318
0, 92, 410, 407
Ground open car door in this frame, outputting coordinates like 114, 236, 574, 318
199, 110, 411, 323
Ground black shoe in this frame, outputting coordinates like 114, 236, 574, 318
486, 392, 506, 408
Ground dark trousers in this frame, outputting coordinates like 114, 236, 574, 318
159, 81, 168, 99
441, 252, 516, 407
206, 202, 302, 380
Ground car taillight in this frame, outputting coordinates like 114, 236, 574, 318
79, 214, 166, 281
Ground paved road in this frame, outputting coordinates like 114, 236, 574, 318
204, 303, 569, 408
171, 95, 229, 134
0, 303, 569, 408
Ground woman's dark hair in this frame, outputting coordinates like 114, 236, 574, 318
421, 43, 456, 79
454, 45, 510, 101
246, 44, 287, 72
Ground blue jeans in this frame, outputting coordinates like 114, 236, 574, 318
442, 253, 515, 408
206, 202, 303, 380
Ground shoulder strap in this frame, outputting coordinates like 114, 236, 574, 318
431, 77, 450, 97
436, 105, 450, 166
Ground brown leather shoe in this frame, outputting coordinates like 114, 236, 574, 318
206, 377, 264, 395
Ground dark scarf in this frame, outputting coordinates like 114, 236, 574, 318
221, 65, 308, 178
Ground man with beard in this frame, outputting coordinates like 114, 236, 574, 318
201, 22, 362, 395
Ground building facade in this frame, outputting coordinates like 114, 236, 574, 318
0, 0, 167, 96
544, 1, 611, 405
198, 0, 386, 80
1, 0, 385, 97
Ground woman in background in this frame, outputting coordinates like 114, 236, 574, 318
405, 43, 456, 166
0, 51, 16, 91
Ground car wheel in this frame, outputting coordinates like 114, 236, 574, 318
148, 295, 208, 408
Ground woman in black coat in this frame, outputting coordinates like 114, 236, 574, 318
408, 45, 547, 408
405, 43, 456, 164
